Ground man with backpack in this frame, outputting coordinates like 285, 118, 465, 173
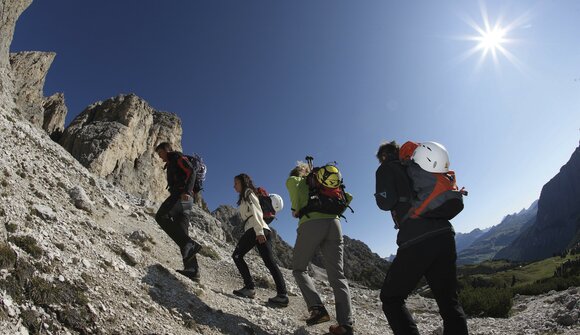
375, 141, 468, 335
154, 142, 204, 281
286, 159, 354, 335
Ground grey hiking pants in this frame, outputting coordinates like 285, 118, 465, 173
292, 218, 353, 326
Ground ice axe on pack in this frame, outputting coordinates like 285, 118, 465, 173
305, 156, 314, 171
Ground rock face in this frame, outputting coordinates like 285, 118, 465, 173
340, 236, 390, 289
458, 200, 538, 264
60, 94, 182, 203
10, 51, 55, 126
42, 92, 67, 136
0, 0, 32, 111
495, 145, 580, 262
0, 0, 32, 67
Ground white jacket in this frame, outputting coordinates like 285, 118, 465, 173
239, 189, 270, 236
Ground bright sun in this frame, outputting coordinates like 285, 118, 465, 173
457, 2, 529, 72
477, 27, 506, 52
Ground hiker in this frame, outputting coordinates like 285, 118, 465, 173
375, 141, 468, 335
154, 142, 203, 281
231, 173, 289, 306
286, 160, 354, 335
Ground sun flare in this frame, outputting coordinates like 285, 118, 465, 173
457, 2, 529, 72
477, 26, 506, 52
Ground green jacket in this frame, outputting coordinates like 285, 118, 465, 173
285, 176, 353, 225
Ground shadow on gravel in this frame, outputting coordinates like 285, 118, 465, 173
142, 264, 273, 335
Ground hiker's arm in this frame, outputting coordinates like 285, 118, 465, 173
375, 166, 397, 211
247, 191, 266, 237
285, 176, 302, 215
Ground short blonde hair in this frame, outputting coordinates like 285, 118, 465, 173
289, 161, 311, 177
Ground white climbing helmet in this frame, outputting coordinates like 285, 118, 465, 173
269, 194, 284, 212
411, 141, 450, 173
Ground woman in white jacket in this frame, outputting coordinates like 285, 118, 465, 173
232, 173, 288, 306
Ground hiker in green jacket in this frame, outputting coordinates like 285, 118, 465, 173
286, 161, 355, 335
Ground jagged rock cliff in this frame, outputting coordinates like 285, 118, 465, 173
42, 92, 67, 137
0, 0, 32, 113
60, 94, 183, 204
455, 228, 487, 253
495, 145, 580, 262
458, 200, 538, 264
9, 51, 67, 136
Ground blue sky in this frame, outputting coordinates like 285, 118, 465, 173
12, 1, 579, 257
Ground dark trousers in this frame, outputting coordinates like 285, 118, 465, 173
380, 232, 468, 335
232, 229, 287, 295
155, 194, 195, 255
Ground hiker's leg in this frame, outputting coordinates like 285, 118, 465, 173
380, 243, 431, 335
425, 233, 468, 335
292, 219, 327, 309
256, 229, 287, 295
232, 229, 258, 289
155, 195, 191, 249
320, 219, 353, 326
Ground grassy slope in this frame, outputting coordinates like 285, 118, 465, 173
458, 253, 580, 288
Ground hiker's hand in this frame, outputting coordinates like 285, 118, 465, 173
292, 210, 299, 218
256, 235, 267, 244
181, 193, 191, 201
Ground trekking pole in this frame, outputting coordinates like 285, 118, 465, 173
305, 156, 314, 171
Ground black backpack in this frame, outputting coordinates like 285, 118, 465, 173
184, 153, 207, 193
255, 187, 276, 224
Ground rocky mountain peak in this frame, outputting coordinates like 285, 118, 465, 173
59, 93, 183, 204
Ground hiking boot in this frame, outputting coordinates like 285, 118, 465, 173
267, 294, 289, 307
329, 324, 354, 335
177, 269, 200, 282
182, 242, 202, 264
306, 306, 330, 326
233, 287, 256, 299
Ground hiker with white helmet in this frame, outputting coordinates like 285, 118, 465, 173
231, 173, 289, 307
375, 141, 468, 335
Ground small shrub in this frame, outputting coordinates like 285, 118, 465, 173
513, 276, 580, 296
0, 243, 16, 269
184, 319, 197, 329
56, 306, 94, 334
459, 287, 513, 318
199, 245, 220, 260
20, 309, 42, 333
5, 222, 17, 233
9, 235, 43, 259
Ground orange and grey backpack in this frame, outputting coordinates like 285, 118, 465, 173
391, 141, 467, 227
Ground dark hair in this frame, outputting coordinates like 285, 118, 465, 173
155, 142, 172, 152
376, 140, 399, 162
235, 173, 257, 206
